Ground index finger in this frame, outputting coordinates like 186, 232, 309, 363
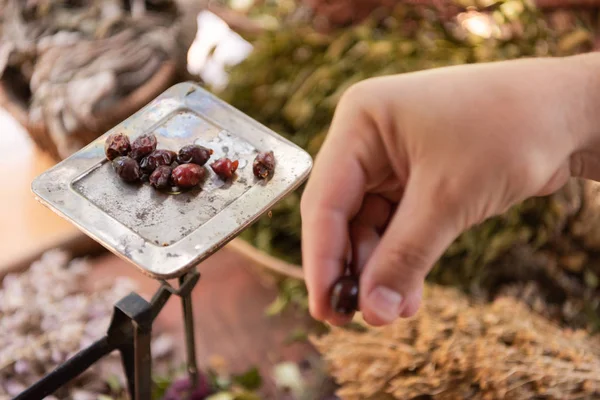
300, 133, 366, 322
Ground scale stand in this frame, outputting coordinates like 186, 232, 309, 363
14, 270, 200, 400
23, 82, 312, 400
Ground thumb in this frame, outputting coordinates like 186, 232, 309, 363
359, 174, 464, 326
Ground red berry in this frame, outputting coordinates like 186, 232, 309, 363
171, 164, 205, 188
330, 275, 359, 316
253, 151, 275, 179
149, 165, 173, 189
112, 156, 141, 183
130, 133, 157, 161
104, 132, 131, 160
177, 145, 213, 166
140, 150, 177, 173
210, 158, 239, 180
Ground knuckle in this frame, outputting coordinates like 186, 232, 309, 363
428, 176, 463, 216
338, 79, 377, 110
507, 149, 551, 189
381, 243, 430, 279
422, 175, 477, 232
515, 160, 542, 187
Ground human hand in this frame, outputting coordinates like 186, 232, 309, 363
300, 53, 600, 326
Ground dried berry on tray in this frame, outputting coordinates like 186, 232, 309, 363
112, 156, 142, 183
171, 164, 205, 189
104, 133, 274, 193
211, 158, 239, 180
104, 132, 131, 161
129, 133, 158, 161
253, 151, 276, 179
149, 165, 174, 190
177, 145, 213, 166
140, 150, 177, 173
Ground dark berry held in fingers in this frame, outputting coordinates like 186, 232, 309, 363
149, 165, 173, 189
112, 156, 141, 183
177, 144, 213, 166
171, 163, 205, 188
129, 133, 157, 160
104, 132, 131, 160
330, 275, 359, 315
140, 149, 177, 173
253, 150, 275, 179
211, 158, 239, 180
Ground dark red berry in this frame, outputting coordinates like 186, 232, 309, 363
177, 145, 213, 166
140, 149, 177, 173
129, 133, 157, 161
149, 165, 173, 189
210, 158, 239, 180
112, 156, 141, 183
253, 150, 275, 179
171, 164, 205, 188
330, 275, 359, 315
104, 132, 131, 160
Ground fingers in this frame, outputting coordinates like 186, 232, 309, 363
570, 152, 600, 182
300, 136, 367, 323
350, 194, 393, 274
359, 171, 463, 326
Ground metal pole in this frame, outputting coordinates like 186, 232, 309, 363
14, 337, 114, 400
179, 272, 199, 387
15, 273, 201, 399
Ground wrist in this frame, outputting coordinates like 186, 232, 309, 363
569, 52, 600, 152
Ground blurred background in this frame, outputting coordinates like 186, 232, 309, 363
2, 0, 600, 398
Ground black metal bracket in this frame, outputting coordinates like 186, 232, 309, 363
14, 269, 201, 400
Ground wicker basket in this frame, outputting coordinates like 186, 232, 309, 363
0, 62, 177, 162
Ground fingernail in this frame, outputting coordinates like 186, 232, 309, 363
368, 286, 403, 323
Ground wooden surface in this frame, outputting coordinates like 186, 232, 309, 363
0, 108, 80, 273
86, 250, 320, 398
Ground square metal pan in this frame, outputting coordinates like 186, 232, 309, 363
31, 82, 313, 279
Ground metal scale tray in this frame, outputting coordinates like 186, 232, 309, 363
31, 82, 313, 279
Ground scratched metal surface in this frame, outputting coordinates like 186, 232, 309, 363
31, 82, 313, 279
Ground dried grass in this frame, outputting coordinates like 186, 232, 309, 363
311, 285, 600, 400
